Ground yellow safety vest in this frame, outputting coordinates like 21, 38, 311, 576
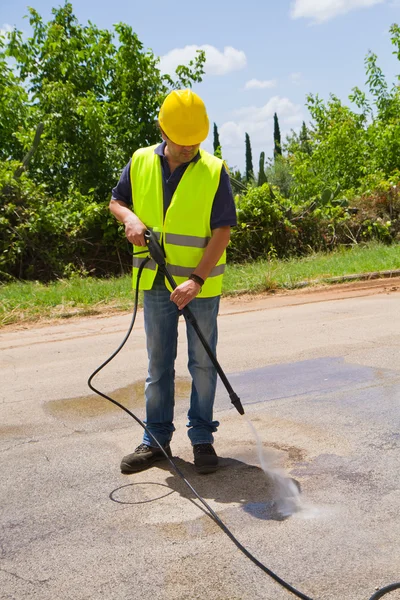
130, 145, 226, 297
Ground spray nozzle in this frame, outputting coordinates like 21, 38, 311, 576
230, 392, 245, 415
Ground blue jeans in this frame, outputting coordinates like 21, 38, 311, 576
142, 271, 220, 447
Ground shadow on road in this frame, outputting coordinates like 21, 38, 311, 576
110, 456, 301, 522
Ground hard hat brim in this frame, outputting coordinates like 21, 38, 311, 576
161, 124, 209, 146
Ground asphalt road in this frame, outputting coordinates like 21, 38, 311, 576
1, 280, 400, 600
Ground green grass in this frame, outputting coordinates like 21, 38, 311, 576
0, 275, 138, 327
1, 242, 399, 327
223, 241, 400, 294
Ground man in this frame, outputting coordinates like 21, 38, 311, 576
109, 89, 237, 474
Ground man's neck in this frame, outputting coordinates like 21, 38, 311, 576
164, 145, 184, 174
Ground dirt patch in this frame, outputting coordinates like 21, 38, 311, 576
219, 277, 400, 316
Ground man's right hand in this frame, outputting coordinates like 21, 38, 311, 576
108, 199, 146, 246
124, 216, 147, 246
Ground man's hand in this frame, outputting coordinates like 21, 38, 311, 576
170, 279, 201, 310
124, 216, 147, 246
109, 199, 146, 246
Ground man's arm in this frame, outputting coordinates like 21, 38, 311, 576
109, 198, 147, 246
170, 226, 231, 310
192, 226, 231, 282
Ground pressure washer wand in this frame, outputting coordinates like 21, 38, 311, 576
144, 229, 245, 415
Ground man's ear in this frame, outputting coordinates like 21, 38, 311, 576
158, 123, 167, 141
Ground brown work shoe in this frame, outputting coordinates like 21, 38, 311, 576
193, 443, 219, 474
120, 443, 172, 474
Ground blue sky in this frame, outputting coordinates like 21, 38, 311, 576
1, 0, 400, 172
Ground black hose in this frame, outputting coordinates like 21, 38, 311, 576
368, 585, 400, 600
87, 257, 400, 600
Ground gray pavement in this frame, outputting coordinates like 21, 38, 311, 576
1, 281, 400, 600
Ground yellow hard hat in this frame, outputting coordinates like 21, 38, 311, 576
158, 89, 209, 146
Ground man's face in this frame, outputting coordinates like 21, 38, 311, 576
163, 133, 200, 165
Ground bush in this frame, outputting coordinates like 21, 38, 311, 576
227, 177, 399, 265
228, 184, 297, 262
341, 177, 400, 244
265, 156, 293, 198
0, 162, 131, 281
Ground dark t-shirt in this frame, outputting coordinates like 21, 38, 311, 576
111, 142, 237, 230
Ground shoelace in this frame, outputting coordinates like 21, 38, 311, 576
194, 444, 215, 454
135, 443, 151, 453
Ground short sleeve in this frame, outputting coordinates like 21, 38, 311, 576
111, 160, 132, 207
210, 166, 237, 230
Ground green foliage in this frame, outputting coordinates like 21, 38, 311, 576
315, 183, 349, 209
213, 122, 222, 159
1, 8, 400, 280
298, 121, 312, 155
0, 160, 126, 280
245, 132, 253, 182
0, 3, 205, 280
0, 39, 29, 161
228, 184, 294, 261
229, 170, 247, 194
347, 175, 400, 244
286, 25, 400, 211
227, 170, 400, 263
257, 152, 267, 186
273, 112, 282, 158
232, 169, 243, 182
265, 155, 292, 198
3, 3, 205, 202
287, 94, 368, 203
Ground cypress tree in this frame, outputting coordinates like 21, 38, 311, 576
299, 121, 312, 155
213, 122, 222, 158
273, 112, 282, 158
257, 151, 267, 186
245, 132, 254, 182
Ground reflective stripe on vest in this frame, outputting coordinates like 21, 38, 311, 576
130, 146, 226, 297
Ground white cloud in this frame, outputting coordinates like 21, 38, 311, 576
244, 78, 277, 90
0, 23, 13, 37
219, 96, 303, 171
230, 96, 303, 130
159, 44, 246, 76
290, 0, 386, 23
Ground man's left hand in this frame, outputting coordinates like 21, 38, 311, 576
170, 280, 201, 310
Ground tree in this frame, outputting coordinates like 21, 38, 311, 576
0, 37, 28, 161
286, 24, 400, 204
0, 3, 206, 280
273, 112, 282, 158
229, 169, 246, 193
299, 121, 312, 155
265, 156, 292, 198
287, 93, 368, 202
5, 3, 206, 202
257, 151, 267, 186
213, 122, 222, 158
245, 132, 253, 182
